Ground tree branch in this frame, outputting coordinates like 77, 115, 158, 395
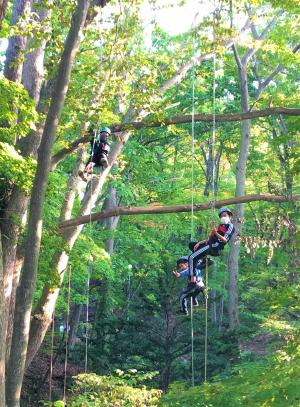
241, 11, 284, 67
51, 107, 300, 165
59, 193, 300, 228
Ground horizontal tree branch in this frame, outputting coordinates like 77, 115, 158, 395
59, 193, 300, 229
51, 107, 300, 166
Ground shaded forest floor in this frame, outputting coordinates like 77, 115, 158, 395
20, 332, 284, 406
22, 346, 81, 406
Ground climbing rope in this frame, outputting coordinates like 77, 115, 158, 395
190, 11, 198, 387
85, 133, 97, 374
49, 312, 55, 401
204, 7, 218, 383
63, 265, 72, 403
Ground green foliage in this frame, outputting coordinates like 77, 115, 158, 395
0, 142, 36, 192
159, 340, 300, 407
67, 372, 162, 406
0, 78, 38, 143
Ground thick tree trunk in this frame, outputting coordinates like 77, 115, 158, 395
2, 2, 52, 367
6, 2, 90, 405
0, 0, 8, 28
0, 230, 5, 407
25, 149, 86, 367
4, 0, 33, 82
22, 0, 52, 102
68, 304, 83, 349
100, 186, 120, 254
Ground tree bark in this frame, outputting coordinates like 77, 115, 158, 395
6, 1, 90, 405
227, 47, 250, 332
4, 0, 33, 82
0, 229, 5, 407
68, 304, 83, 349
59, 193, 300, 228
0, 0, 8, 28
227, 12, 283, 331
100, 186, 120, 254
22, 0, 52, 102
25, 149, 86, 367
2, 2, 53, 370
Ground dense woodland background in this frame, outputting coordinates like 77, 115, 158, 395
0, 0, 299, 406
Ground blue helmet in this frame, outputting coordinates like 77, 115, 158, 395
218, 207, 233, 217
100, 127, 111, 135
177, 256, 189, 266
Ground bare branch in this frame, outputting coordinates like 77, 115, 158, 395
51, 107, 300, 165
242, 11, 284, 66
59, 193, 300, 229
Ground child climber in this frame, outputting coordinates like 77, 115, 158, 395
188, 207, 235, 281
79, 126, 111, 182
173, 256, 213, 315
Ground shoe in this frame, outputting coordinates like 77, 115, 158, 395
192, 300, 199, 307
100, 156, 108, 168
197, 257, 214, 270
78, 171, 88, 182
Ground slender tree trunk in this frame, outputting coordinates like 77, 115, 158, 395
227, 49, 250, 331
4, 0, 33, 82
0, 229, 5, 407
6, 2, 90, 405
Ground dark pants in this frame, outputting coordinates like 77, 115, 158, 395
180, 283, 205, 313
188, 241, 222, 277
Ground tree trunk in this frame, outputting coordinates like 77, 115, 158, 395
6, 2, 90, 405
25, 149, 86, 367
68, 304, 83, 349
0, 229, 5, 407
4, 0, 33, 82
22, 0, 52, 102
227, 49, 251, 332
2, 1, 52, 367
100, 186, 120, 254
0, 0, 8, 28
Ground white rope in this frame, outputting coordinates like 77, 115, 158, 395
191, 37, 196, 241
49, 312, 55, 401
63, 265, 72, 403
85, 134, 97, 374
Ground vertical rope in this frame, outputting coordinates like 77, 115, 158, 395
190, 299, 194, 386
84, 129, 97, 374
204, 6, 217, 384
190, 32, 196, 241
85, 263, 91, 373
49, 313, 55, 401
63, 265, 72, 403
190, 12, 198, 386
204, 258, 209, 382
